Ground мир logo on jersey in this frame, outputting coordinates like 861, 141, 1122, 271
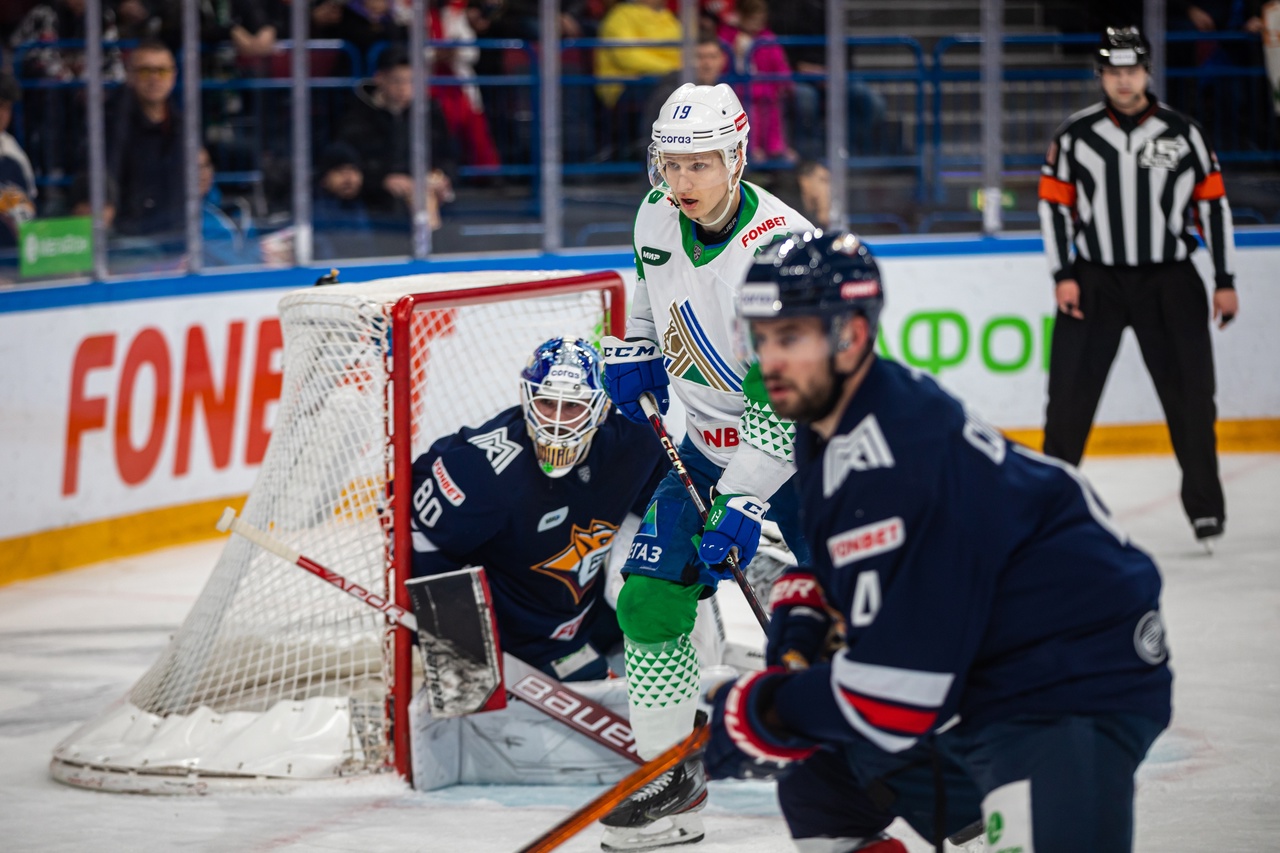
530, 520, 618, 603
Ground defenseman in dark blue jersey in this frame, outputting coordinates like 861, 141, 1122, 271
410, 337, 665, 682
705, 231, 1173, 853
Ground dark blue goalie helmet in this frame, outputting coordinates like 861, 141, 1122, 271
519, 337, 610, 478
738, 229, 884, 345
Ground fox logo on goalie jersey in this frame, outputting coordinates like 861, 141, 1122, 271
410, 338, 665, 679
530, 520, 618, 605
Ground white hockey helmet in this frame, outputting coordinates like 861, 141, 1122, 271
648, 83, 750, 195
519, 336, 610, 478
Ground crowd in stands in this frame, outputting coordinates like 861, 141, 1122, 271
0, 0, 1275, 278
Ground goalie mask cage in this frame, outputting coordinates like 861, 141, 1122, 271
49, 270, 626, 793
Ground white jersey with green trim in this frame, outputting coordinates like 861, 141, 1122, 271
627, 181, 813, 501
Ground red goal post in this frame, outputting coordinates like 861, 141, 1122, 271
387, 272, 626, 780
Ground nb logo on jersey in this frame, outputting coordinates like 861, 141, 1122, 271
823, 414, 895, 496
468, 427, 522, 474
701, 426, 739, 448
530, 520, 618, 604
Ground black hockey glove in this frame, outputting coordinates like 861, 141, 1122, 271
765, 571, 843, 671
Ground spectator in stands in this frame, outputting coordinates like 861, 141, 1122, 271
313, 141, 377, 260
720, 0, 794, 163
643, 34, 728, 132
336, 46, 456, 238
68, 171, 117, 229
10, 0, 124, 82
199, 146, 259, 267
795, 159, 831, 228
108, 39, 185, 241
227, 0, 341, 61
341, 0, 406, 60
0, 73, 37, 253
431, 0, 501, 171
594, 0, 682, 160
767, 0, 886, 159
1169, 1, 1270, 148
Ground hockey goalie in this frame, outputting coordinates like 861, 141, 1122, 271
404, 337, 790, 802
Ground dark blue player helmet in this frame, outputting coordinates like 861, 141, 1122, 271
739, 229, 884, 343
1096, 26, 1150, 71
519, 337, 610, 478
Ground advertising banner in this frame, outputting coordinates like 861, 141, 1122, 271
1, 245, 1277, 572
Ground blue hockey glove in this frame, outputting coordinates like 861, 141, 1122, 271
704, 667, 818, 781
601, 336, 669, 423
694, 492, 768, 578
765, 572, 840, 671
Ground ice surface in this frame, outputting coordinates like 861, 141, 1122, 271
2, 454, 1278, 852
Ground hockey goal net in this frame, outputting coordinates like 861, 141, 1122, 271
50, 270, 625, 793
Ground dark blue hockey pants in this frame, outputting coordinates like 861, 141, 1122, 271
778, 713, 1165, 852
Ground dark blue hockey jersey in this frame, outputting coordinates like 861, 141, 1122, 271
771, 358, 1172, 754
410, 406, 666, 668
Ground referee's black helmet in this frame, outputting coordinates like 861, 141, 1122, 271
1096, 26, 1151, 71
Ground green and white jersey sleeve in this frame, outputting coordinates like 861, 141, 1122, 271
626, 182, 813, 501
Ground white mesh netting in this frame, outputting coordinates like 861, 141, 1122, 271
50, 271, 621, 792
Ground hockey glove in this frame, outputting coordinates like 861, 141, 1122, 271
704, 667, 818, 781
765, 572, 841, 671
601, 336, 669, 423
694, 492, 768, 579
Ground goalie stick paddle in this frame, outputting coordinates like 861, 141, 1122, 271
638, 394, 770, 631
216, 508, 644, 766
515, 724, 710, 853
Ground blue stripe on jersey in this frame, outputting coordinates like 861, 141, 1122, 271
677, 301, 743, 392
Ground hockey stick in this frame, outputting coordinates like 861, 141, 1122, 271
637, 394, 770, 631
516, 724, 709, 853
216, 508, 643, 766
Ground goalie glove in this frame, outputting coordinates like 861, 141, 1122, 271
704, 667, 818, 781
765, 572, 843, 671
601, 336, 669, 423
693, 492, 769, 580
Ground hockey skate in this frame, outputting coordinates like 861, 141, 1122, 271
600, 756, 707, 851
1193, 517, 1224, 553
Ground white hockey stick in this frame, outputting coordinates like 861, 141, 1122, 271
216, 508, 643, 766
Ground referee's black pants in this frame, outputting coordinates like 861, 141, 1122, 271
1043, 259, 1225, 527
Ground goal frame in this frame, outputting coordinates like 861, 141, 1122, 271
387, 271, 626, 781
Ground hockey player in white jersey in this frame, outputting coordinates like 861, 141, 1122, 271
599, 82, 814, 851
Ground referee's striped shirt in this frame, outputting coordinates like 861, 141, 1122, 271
1038, 97, 1236, 289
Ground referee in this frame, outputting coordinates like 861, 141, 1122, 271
1038, 25, 1239, 548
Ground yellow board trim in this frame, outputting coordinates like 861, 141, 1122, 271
1004, 417, 1280, 456
0, 495, 246, 586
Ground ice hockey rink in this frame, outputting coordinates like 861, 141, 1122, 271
2, 453, 1277, 853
